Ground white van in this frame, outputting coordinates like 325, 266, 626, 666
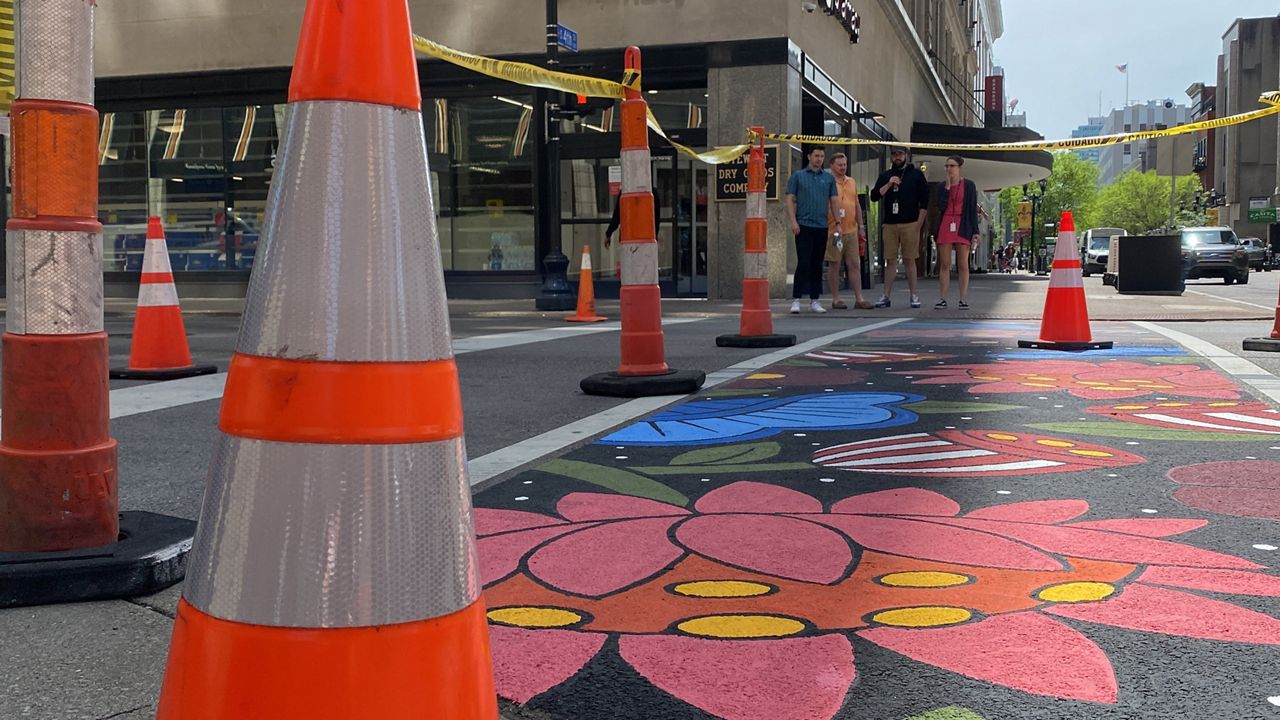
1080, 227, 1125, 276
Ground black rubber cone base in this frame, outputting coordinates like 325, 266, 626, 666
1017, 339, 1115, 351
0, 511, 196, 609
716, 333, 797, 348
1243, 337, 1280, 352
581, 368, 706, 398
110, 363, 218, 381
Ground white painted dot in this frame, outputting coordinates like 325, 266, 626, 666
615, 456, 628, 460
1106, 473, 1119, 478
763, 394, 770, 397
1271, 447, 1280, 451
1038, 396, 1049, 401
1125, 442, 1140, 446
996, 490, 1013, 495
1254, 544, 1278, 551
904, 376, 914, 379
522, 480, 533, 485
1079, 417, 1088, 421
960, 416, 973, 421
945, 426, 957, 430
812, 442, 822, 446
1054, 405, 1064, 408
615, 446, 626, 450
514, 496, 529, 501
824, 388, 835, 392
819, 478, 836, 483
1156, 397, 1169, 401
1140, 508, 1159, 514
1246, 456, 1258, 460
794, 433, 808, 438
1267, 695, 1280, 707
700, 478, 711, 483
866, 383, 874, 386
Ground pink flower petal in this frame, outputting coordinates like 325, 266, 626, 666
619, 634, 855, 720
1066, 519, 1208, 537
695, 481, 823, 514
1046, 583, 1280, 644
831, 488, 961, 516
555, 492, 689, 522
1169, 460, 1280, 490
478, 524, 591, 587
1173, 486, 1280, 522
489, 625, 607, 703
676, 514, 852, 584
859, 612, 1117, 703
1138, 567, 1280, 597
964, 499, 1090, 524
527, 518, 684, 597
936, 518, 1262, 570
474, 508, 564, 537
804, 515, 1062, 571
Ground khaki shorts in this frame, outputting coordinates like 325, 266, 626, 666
823, 233, 861, 263
883, 221, 922, 261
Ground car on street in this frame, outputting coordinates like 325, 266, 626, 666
1182, 226, 1249, 284
1239, 237, 1272, 271
1080, 227, 1124, 276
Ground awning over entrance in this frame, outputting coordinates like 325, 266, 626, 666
910, 122, 1053, 192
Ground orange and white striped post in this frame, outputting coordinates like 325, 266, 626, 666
716, 126, 795, 348
1018, 211, 1113, 351
0, 0, 194, 608
581, 46, 704, 397
156, 1, 497, 716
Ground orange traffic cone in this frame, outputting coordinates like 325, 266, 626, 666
1018, 211, 1113, 351
567, 245, 607, 322
155, 1, 497, 718
111, 217, 217, 379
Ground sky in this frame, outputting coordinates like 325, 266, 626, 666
994, 1, 1279, 140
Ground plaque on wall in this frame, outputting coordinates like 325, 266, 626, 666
715, 145, 780, 201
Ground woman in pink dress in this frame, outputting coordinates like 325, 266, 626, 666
934, 156, 980, 309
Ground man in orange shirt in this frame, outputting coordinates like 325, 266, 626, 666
824, 153, 874, 309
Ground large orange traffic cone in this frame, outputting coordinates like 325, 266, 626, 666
1018, 211, 1113, 351
111, 217, 217, 380
1243, 277, 1280, 351
155, 1, 497, 718
567, 245, 607, 322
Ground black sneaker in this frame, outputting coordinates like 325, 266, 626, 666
958, 299, 970, 309
934, 299, 948, 309
874, 296, 892, 309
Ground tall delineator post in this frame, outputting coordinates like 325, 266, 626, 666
580, 47, 704, 398
0, 0, 193, 609
717, 126, 795, 349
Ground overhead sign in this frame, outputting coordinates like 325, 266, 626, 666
1016, 201, 1032, 231
556, 24, 578, 53
715, 145, 780, 201
1247, 207, 1278, 223
820, 0, 861, 43
1249, 196, 1270, 210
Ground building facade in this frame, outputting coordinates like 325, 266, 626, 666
1070, 117, 1105, 164
1096, 101, 1192, 186
14, 0, 1043, 299
1185, 82, 1217, 195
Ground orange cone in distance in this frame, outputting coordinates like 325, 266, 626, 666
1018, 211, 1113, 351
567, 245, 607, 322
111, 217, 217, 380
1242, 282, 1280, 351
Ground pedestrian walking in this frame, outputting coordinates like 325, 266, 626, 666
785, 146, 840, 314
933, 156, 980, 309
870, 146, 929, 308
824, 152, 874, 310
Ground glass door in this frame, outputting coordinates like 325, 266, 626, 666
673, 156, 709, 296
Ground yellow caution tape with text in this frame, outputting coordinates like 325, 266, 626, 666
0, 0, 14, 114
413, 35, 751, 165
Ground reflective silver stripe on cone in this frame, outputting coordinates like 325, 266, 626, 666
621, 242, 659, 286
5, 228, 104, 335
137, 283, 180, 308
1048, 270, 1084, 289
620, 149, 651, 193
237, 101, 452, 363
183, 434, 480, 628
142, 240, 173, 273
743, 252, 769, 279
747, 193, 766, 219
17, 0, 94, 105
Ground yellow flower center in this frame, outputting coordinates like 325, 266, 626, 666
1207, 402, 1239, 407
871, 606, 973, 628
1036, 582, 1116, 603
986, 433, 1019, 441
877, 571, 972, 588
488, 607, 584, 628
1113, 404, 1149, 410
1069, 449, 1113, 458
747, 373, 785, 380
677, 614, 806, 639
1036, 439, 1075, 448
672, 581, 775, 598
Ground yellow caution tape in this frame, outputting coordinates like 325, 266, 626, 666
413, 35, 751, 165
0, 0, 14, 114
765, 91, 1280, 152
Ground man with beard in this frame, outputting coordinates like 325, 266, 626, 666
870, 146, 929, 308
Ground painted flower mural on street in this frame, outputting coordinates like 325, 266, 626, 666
477, 483, 1280, 719
804, 349, 950, 364
813, 430, 1144, 477
901, 359, 1241, 400
1169, 460, 1280, 521
1088, 400, 1280, 435
724, 367, 868, 390
597, 392, 923, 446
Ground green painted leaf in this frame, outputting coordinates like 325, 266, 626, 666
906, 707, 987, 720
1029, 421, 1265, 442
904, 400, 1024, 414
670, 442, 782, 466
632, 462, 814, 476
536, 459, 689, 506
779, 358, 828, 367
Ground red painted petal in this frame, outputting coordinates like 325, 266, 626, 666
478, 524, 591, 587
619, 634, 855, 720
527, 518, 684, 597
695, 481, 823, 514
831, 488, 961, 516
1173, 486, 1280, 522
937, 518, 1262, 570
1169, 460, 1280, 490
805, 515, 1062, 571
1047, 583, 1280, 644
474, 508, 565, 537
1138, 567, 1280, 597
677, 514, 852, 584
489, 625, 607, 703
556, 492, 689, 522
965, 499, 1090, 524
859, 612, 1117, 703
1066, 519, 1208, 537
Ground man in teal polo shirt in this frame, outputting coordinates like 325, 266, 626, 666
785, 146, 840, 314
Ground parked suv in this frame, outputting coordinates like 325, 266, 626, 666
1239, 237, 1272, 271
1182, 227, 1249, 284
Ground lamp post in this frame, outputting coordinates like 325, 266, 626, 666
1022, 178, 1048, 274
534, 0, 575, 310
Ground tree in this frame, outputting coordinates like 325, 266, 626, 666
995, 152, 1100, 258
1095, 170, 1203, 235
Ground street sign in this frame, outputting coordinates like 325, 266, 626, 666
556, 24, 578, 53
1247, 207, 1278, 224
1016, 201, 1032, 230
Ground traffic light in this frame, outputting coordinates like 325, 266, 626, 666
559, 92, 614, 119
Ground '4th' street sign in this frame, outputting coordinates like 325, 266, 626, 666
556, 24, 578, 53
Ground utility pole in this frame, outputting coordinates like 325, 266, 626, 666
535, 0, 574, 310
